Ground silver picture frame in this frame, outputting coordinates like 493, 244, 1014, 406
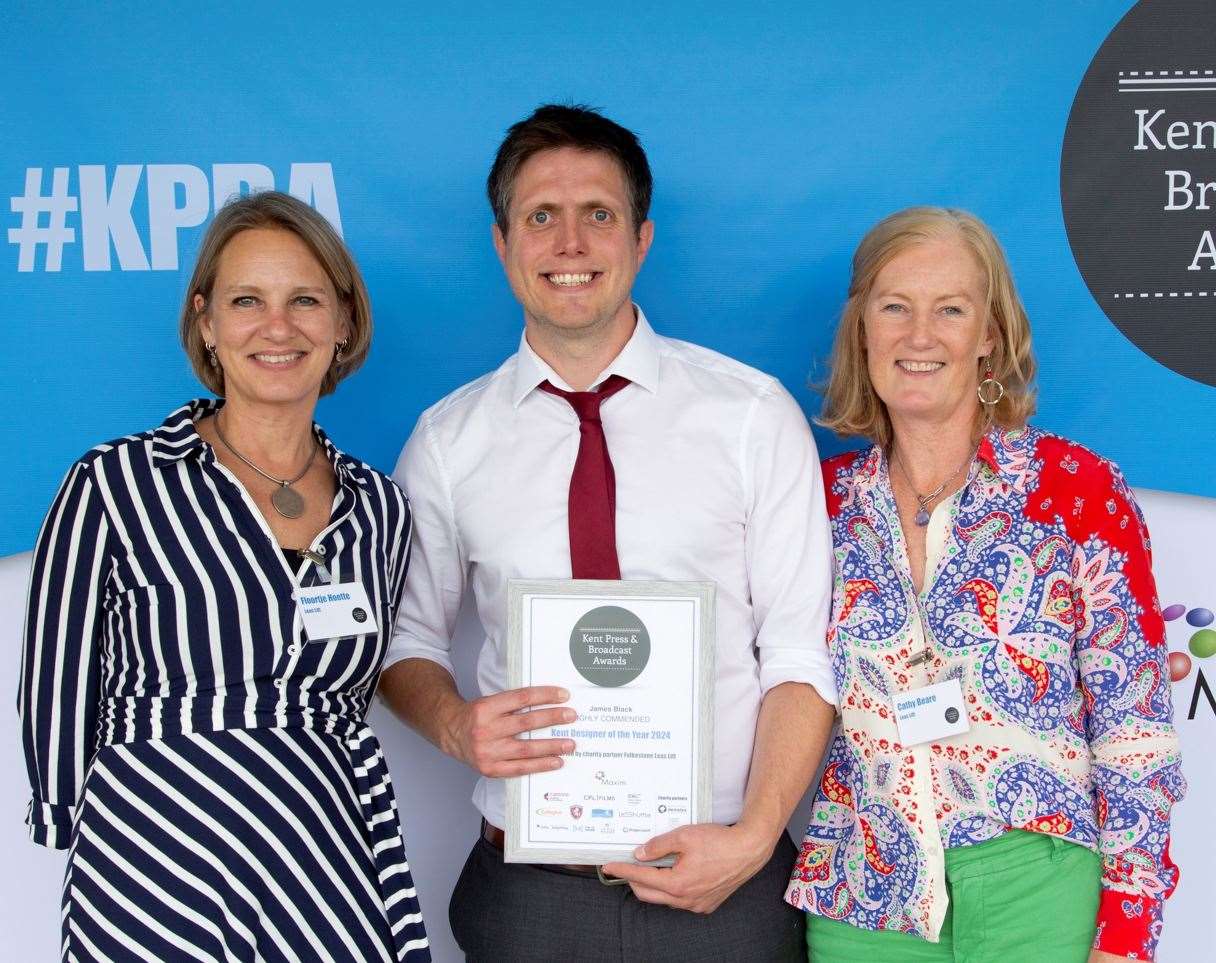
505, 578, 716, 866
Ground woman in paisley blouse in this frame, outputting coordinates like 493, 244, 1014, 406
785, 207, 1183, 963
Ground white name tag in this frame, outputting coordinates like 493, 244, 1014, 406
296, 582, 378, 641
893, 678, 970, 746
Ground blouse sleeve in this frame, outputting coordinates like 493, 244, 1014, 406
18, 460, 110, 849
1077, 462, 1185, 960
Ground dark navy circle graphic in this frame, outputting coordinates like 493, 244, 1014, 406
945, 707, 960, 724
1061, 0, 1216, 387
569, 605, 651, 687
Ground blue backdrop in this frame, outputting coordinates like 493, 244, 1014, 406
4, 0, 1212, 557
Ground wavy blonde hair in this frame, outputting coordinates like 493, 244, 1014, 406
817, 206, 1037, 448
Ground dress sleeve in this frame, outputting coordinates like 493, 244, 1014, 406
1077, 462, 1185, 960
18, 460, 111, 849
378, 472, 414, 621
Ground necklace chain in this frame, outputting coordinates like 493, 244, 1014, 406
213, 414, 318, 520
892, 445, 977, 522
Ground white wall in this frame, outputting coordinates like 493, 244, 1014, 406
0, 551, 63, 958
1128, 490, 1216, 962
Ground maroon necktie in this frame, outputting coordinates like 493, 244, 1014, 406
538, 374, 631, 579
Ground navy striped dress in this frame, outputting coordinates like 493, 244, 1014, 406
19, 399, 431, 962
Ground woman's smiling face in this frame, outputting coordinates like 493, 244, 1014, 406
863, 233, 995, 429
197, 227, 349, 409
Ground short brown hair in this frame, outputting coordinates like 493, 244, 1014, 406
487, 104, 652, 235
818, 206, 1037, 448
180, 191, 372, 397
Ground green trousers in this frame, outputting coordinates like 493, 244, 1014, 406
806, 830, 1101, 963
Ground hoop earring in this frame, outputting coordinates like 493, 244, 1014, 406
334, 338, 349, 365
977, 357, 1005, 406
205, 342, 219, 369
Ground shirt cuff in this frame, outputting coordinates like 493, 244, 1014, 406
757, 645, 838, 707
27, 798, 75, 850
382, 634, 458, 680
379, 637, 457, 676
1094, 889, 1162, 960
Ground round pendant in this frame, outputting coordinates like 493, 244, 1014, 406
914, 507, 931, 526
271, 484, 305, 519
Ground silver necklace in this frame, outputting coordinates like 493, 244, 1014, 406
892, 445, 977, 527
213, 415, 318, 519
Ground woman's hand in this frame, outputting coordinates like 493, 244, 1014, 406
1089, 951, 1134, 963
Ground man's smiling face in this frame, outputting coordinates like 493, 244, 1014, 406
493, 146, 652, 339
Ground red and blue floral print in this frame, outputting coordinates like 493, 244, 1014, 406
785, 425, 1184, 960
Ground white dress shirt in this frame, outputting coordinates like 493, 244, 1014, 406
388, 308, 837, 828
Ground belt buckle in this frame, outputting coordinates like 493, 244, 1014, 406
597, 864, 629, 886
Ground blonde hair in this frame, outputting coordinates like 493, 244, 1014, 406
180, 191, 372, 397
817, 206, 1037, 448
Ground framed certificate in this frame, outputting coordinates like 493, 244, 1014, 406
505, 579, 715, 865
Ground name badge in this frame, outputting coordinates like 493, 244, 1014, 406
893, 678, 969, 746
296, 582, 378, 641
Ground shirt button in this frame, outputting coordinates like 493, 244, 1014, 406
274, 678, 285, 689
287, 643, 300, 655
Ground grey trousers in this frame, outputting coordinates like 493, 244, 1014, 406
449, 832, 805, 962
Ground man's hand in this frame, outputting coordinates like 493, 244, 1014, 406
1088, 952, 1134, 963
441, 685, 576, 777
600, 822, 773, 914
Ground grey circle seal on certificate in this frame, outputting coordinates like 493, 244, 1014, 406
569, 605, 651, 687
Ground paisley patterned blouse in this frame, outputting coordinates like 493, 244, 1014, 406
785, 425, 1184, 960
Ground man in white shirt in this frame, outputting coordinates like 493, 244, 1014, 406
381, 104, 836, 962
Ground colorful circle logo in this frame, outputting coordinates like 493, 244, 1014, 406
1164, 603, 1216, 680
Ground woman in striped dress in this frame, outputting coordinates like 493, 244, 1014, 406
19, 191, 430, 962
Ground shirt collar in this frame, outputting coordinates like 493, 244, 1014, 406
149, 398, 217, 465
976, 423, 1037, 493
510, 304, 662, 407
150, 397, 369, 488
976, 432, 1001, 476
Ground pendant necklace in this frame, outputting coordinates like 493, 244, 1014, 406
892, 445, 977, 527
213, 415, 318, 519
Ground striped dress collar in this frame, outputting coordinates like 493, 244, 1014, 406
149, 398, 369, 489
